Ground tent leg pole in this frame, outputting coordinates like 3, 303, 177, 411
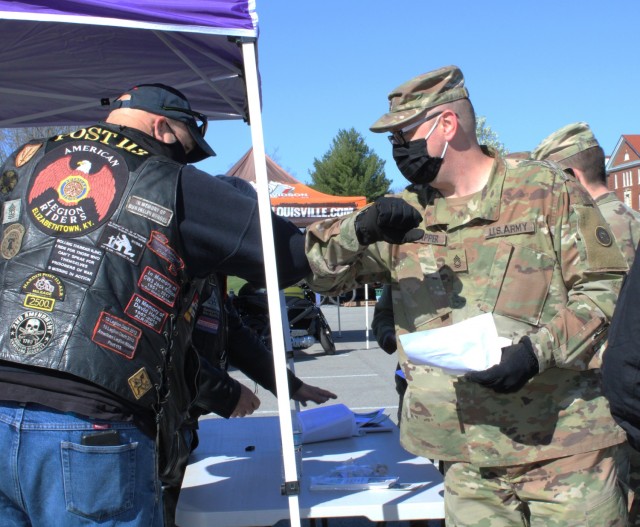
242, 39, 302, 527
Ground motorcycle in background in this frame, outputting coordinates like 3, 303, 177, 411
231, 282, 336, 355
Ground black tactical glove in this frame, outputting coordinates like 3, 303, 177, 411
379, 331, 397, 354
464, 336, 538, 393
354, 197, 424, 245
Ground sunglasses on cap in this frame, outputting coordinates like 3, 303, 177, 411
387, 111, 444, 146
162, 106, 208, 137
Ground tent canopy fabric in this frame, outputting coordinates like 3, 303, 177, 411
227, 148, 368, 227
0, 0, 258, 128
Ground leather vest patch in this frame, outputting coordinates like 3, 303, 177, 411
15, 143, 41, 167
98, 222, 146, 265
9, 311, 54, 355
1, 170, 18, 194
147, 231, 185, 276
138, 267, 179, 307
21, 273, 66, 300
3, 199, 21, 224
46, 239, 104, 285
27, 142, 128, 237
126, 195, 173, 227
1, 223, 25, 259
128, 368, 152, 400
92, 312, 141, 359
125, 293, 168, 333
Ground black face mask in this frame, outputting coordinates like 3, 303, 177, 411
164, 139, 188, 164
392, 138, 444, 186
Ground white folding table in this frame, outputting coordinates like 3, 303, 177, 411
176, 415, 445, 526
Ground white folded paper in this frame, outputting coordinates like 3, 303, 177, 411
398, 312, 511, 375
298, 403, 358, 444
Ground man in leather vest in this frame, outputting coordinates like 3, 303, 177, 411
0, 83, 312, 526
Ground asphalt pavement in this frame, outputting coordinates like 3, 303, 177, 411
222, 303, 444, 527
233, 302, 402, 423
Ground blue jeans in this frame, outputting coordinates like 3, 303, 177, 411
0, 402, 163, 527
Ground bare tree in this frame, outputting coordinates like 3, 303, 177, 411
0, 126, 77, 165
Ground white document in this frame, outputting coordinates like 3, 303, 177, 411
298, 403, 358, 444
398, 312, 511, 375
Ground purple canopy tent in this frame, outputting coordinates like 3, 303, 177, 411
0, 2, 302, 524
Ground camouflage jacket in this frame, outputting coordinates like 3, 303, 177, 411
305, 152, 629, 466
596, 192, 640, 267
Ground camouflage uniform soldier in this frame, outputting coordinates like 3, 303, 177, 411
304, 66, 630, 526
533, 122, 640, 266
534, 122, 640, 525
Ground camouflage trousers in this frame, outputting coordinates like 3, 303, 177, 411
443, 446, 627, 527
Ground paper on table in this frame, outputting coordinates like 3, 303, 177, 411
298, 403, 358, 444
398, 312, 511, 375
354, 409, 393, 434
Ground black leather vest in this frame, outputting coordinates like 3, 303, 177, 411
0, 125, 198, 413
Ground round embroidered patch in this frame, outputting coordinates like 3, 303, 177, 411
1, 223, 25, 259
0, 170, 18, 194
595, 226, 612, 247
10, 311, 54, 355
26, 142, 128, 237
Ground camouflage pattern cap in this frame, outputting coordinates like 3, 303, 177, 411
532, 122, 600, 163
370, 65, 469, 133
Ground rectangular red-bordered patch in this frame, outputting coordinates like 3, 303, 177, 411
137, 266, 179, 307
125, 293, 168, 333
92, 312, 142, 359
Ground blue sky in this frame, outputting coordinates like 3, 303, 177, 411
198, 0, 640, 192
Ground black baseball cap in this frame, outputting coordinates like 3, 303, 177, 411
110, 83, 216, 162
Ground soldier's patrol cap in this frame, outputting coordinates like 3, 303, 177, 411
370, 65, 469, 133
531, 122, 600, 163
110, 83, 216, 163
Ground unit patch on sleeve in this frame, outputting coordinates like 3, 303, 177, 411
595, 226, 612, 247
9, 311, 54, 355
125, 293, 168, 333
2, 199, 21, 224
92, 311, 142, 359
138, 267, 179, 307
26, 142, 128, 237
125, 196, 173, 227
46, 238, 104, 284
98, 222, 146, 265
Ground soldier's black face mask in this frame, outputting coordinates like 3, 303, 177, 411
392, 116, 448, 186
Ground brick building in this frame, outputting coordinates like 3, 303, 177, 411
607, 135, 640, 212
